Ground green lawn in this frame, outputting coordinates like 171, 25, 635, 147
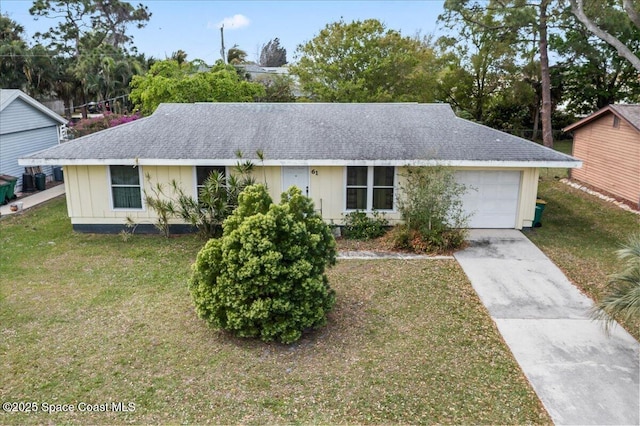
0, 198, 549, 425
528, 175, 640, 340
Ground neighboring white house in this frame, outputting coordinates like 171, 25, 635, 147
20, 102, 581, 233
1, 89, 68, 190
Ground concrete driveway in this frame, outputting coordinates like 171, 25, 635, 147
455, 229, 639, 426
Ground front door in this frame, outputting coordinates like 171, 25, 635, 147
282, 166, 309, 196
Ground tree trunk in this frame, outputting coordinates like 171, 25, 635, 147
532, 104, 540, 140
539, 0, 553, 148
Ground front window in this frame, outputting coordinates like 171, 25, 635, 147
346, 166, 395, 211
110, 166, 142, 209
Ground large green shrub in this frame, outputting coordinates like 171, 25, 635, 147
395, 166, 470, 252
342, 210, 388, 240
189, 184, 337, 344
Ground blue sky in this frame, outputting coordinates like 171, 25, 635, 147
1, 0, 446, 64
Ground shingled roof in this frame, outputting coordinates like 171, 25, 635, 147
1, 89, 67, 125
563, 104, 640, 133
21, 103, 580, 168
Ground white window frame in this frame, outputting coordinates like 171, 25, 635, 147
344, 166, 396, 212
108, 165, 144, 211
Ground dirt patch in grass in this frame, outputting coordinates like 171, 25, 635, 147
1, 198, 549, 424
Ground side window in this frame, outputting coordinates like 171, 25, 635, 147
110, 166, 142, 209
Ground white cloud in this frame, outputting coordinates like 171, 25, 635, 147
210, 14, 250, 30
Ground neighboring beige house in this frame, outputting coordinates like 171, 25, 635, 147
563, 104, 640, 208
20, 103, 581, 233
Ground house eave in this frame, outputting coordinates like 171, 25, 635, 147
563, 105, 640, 133
19, 158, 583, 169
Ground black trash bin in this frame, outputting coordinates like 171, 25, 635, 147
34, 173, 46, 191
22, 173, 36, 192
53, 167, 64, 182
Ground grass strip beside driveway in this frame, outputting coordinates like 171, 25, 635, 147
1, 198, 549, 424
528, 178, 640, 340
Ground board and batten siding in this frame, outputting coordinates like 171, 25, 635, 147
64, 164, 541, 230
64, 165, 194, 225
572, 114, 640, 206
0, 97, 62, 187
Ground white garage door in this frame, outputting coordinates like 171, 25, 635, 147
455, 171, 521, 228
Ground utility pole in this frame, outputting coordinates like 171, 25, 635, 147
220, 25, 226, 63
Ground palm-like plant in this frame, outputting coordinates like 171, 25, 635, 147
592, 234, 640, 331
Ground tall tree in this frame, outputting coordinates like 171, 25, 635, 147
290, 19, 440, 102
437, 7, 517, 121
569, 0, 640, 71
442, 0, 557, 147
259, 38, 287, 67
29, 0, 150, 116
0, 14, 28, 89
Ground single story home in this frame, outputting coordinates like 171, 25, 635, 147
1, 89, 68, 190
20, 103, 581, 233
563, 104, 640, 208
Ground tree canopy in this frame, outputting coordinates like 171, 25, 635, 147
29, 0, 151, 55
569, 0, 640, 71
290, 19, 441, 102
129, 59, 265, 115
552, 1, 640, 114
0, 14, 29, 89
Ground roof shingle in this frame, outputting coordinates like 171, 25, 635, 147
22, 102, 579, 166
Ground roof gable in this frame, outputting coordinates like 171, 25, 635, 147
563, 104, 640, 133
0, 89, 67, 125
20, 102, 580, 168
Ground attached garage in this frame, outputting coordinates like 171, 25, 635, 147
456, 170, 522, 228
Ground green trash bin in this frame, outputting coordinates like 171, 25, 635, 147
533, 199, 547, 227
34, 172, 46, 191
0, 181, 9, 205
0, 174, 18, 200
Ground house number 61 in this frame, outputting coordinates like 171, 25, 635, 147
311, 169, 318, 175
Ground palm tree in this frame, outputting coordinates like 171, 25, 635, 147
592, 234, 640, 331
